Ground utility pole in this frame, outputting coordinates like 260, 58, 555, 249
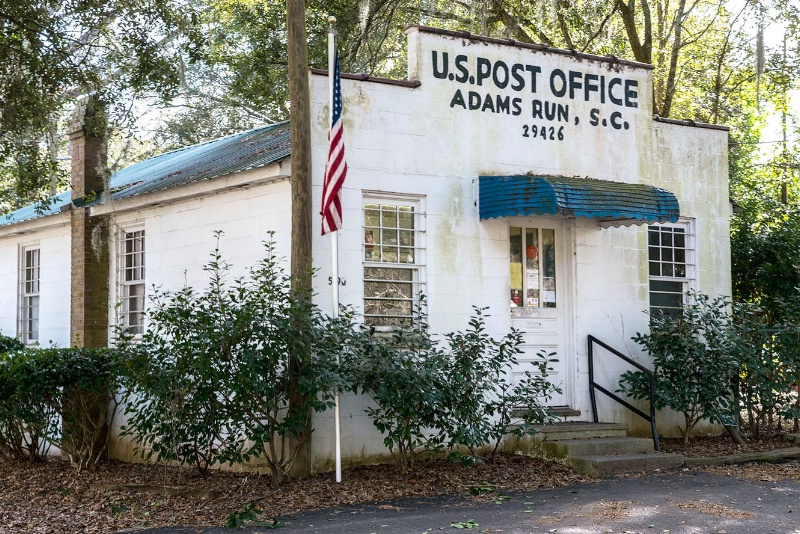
286, 0, 313, 477
287, 2, 312, 282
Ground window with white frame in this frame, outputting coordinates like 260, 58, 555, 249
119, 228, 145, 335
362, 196, 425, 327
648, 221, 695, 318
18, 246, 40, 345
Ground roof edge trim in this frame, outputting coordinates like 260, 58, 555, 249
406, 25, 654, 71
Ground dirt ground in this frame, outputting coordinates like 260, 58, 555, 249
0, 434, 798, 533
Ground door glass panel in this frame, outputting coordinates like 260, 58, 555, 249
542, 228, 556, 308
525, 228, 539, 308
509, 227, 523, 307
510, 226, 556, 314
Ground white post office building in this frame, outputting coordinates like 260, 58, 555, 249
0, 26, 730, 465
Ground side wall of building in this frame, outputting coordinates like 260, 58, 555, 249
0, 219, 73, 346
103, 174, 293, 460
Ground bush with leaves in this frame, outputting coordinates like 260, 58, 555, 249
117, 233, 353, 483
0, 347, 118, 469
619, 293, 739, 444
439, 307, 560, 463
770, 297, 800, 429
0, 348, 54, 461
346, 303, 449, 471
348, 302, 560, 471
0, 334, 23, 354
732, 297, 800, 437
729, 301, 783, 438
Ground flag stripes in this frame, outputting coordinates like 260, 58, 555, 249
321, 53, 347, 235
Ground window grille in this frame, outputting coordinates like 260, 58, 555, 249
18, 247, 40, 344
648, 222, 695, 318
119, 229, 145, 335
362, 199, 425, 327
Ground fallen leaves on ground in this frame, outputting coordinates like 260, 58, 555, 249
1, 434, 799, 533
676, 501, 756, 519
0, 453, 588, 533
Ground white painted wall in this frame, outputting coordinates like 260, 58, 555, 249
0, 220, 72, 346
102, 171, 293, 460
309, 27, 731, 463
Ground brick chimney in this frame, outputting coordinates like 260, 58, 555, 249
68, 95, 110, 348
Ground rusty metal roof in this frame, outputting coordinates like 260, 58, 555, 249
2, 122, 290, 226
479, 175, 680, 225
110, 122, 290, 200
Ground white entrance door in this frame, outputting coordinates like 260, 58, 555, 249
508, 218, 571, 408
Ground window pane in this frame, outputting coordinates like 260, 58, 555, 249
363, 200, 423, 328
364, 205, 380, 226
364, 229, 377, 260
364, 267, 414, 326
398, 207, 414, 229
525, 228, 540, 307
541, 228, 556, 307
20, 248, 40, 343
673, 229, 685, 248
381, 205, 398, 228
399, 229, 414, 247
121, 230, 146, 335
509, 227, 522, 306
648, 225, 691, 320
648, 229, 659, 246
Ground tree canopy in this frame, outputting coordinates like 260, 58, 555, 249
0, 0, 798, 221
0, 0, 198, 211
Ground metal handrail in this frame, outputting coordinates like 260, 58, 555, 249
588, 335, 660, 452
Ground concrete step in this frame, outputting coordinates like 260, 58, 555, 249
540, 436, 655, 460
569, 452, 685, 477
532, 422, 628, 441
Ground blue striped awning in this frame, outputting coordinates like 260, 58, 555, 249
479, 175, 680, 225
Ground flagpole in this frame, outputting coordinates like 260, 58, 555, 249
327, 15, 343, 485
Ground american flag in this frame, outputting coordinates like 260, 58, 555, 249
321, 53, 347, 235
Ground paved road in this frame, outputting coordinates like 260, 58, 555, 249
124, 471, 800, 534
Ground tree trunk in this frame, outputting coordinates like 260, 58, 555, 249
287, 0, 313, 478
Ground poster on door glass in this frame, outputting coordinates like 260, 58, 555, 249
543, 277, 556, 305
526, 269, 539, 289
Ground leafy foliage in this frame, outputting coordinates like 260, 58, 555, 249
0, 334, 23, 354
348, 301, 560, 471
0, 0, 200, 212
439, 308, 560, 462
346, 301, 449, 471
0, 347, 119, 469
620, 289, 800, 442
619, 293, 739, 444
731, 204, 800, 317
117, 232, 353, 483
731, 298, 800, 438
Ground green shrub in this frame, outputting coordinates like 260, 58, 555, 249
439, 307, 560, 462
117, 233, 353, 483
346, 302, 449, 471
732, 297, 800, 437
0, 334, 23, 354
619, 293, 739, 444
348, 302, 560, 470
0, 347, 119, 469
